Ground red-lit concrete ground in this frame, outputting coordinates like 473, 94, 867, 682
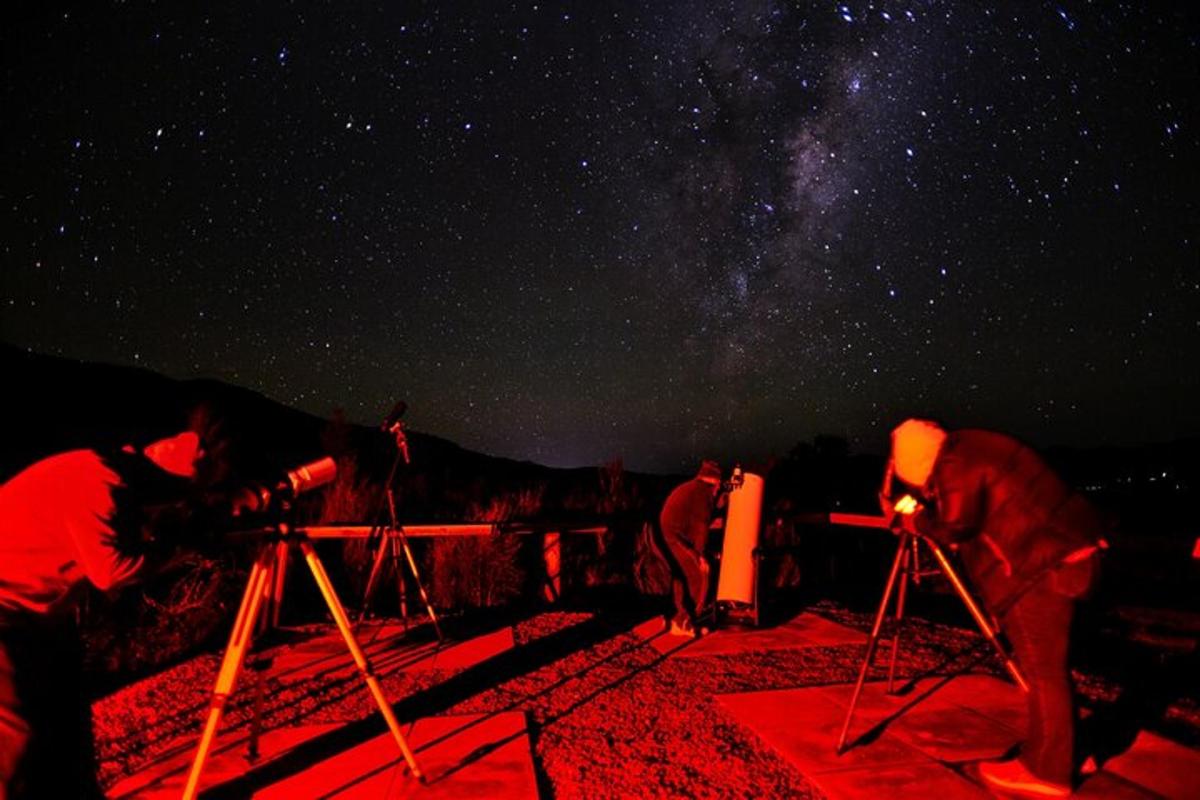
636, 614, 1200, 798
98, 605, 1199, 799
111, 712, 537, 798
719, 678, 1200, 799
106, 624, 531, 798
632, 610, 867, 656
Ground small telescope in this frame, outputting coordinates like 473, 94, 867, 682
720, 464, 746, 494
182, 452, 425, 797
283, 457, 337, 495
238, 456, 338, 515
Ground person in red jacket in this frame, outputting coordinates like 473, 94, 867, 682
886, 419, 1107, 798
659, 460, 724, 638
0, 424, 226, 799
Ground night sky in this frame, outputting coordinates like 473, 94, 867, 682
3, 2, 1197, 472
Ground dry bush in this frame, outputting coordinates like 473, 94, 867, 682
318, 455, 379, 524
83, 552, 232, 681
314, 455, 384, 599
426, 484, 544, 608
598, 458, 640, 513
564, 459, 640, 515
633, 520, 672, 595
761, 514, 804, 590
560, 460, 649, 590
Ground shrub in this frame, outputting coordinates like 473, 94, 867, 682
82, 551, 233, 684
426, 485, 543, 608
315, 455, 384, 601
633, 520, 673, 596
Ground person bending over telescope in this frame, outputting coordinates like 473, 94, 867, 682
659, 460, 724, 638
0, 408, 263, 799
885, 419, 1108, 798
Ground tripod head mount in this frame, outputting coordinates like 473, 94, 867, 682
230, 456, 338, 521
381, 401, 410, 464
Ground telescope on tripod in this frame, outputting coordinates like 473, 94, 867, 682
182, 451, 426, 799
827, 463, 1028, 755
357, 400, 443, 640
715, 465, 764, 625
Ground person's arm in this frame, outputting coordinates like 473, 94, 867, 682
689, 498, 711, 550
65, 463, 145, 591
914, 460, 986, 545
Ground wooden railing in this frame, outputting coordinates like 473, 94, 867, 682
300, 523, 608, 602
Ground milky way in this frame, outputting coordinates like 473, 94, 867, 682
2, 2, 1197, 471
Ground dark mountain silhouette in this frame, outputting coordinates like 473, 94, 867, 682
0, 344, 674, 522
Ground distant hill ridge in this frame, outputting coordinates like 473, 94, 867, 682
0, 345, 673, 523
4, 344, 1194, 523
0, 344, 555, 481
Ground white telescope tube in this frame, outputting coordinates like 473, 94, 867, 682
716, 472, 764, 604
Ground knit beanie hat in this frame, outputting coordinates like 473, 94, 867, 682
143, 431, 202, 477
696, 460, 722, 483
891, 419, 947, 487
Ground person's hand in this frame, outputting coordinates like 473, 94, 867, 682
896, 510, 920, 536
878, 492, 894, 517
887, 494, 922, 535
230, 485, 270, 517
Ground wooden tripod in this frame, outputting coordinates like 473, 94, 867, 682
182, 526, 423, 799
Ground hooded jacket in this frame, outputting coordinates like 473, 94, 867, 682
659, 478, 717, 556
0, 447, 216, 615
912, 429, 1107, 611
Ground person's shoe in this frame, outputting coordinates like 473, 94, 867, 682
978, 758, 1071, 797
668, 620, 694, 637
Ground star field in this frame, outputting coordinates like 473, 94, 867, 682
2, 2, 1197, 471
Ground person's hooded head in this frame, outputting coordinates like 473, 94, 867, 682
107, 400, 238, 559
696, 459, 722, 486
890, 419, 947, 488
142, 431, 204, 478
138, 397, 242, 488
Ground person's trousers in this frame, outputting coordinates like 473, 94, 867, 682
0, 615, 102, 799
1000, 573, 1078, 786
662, 535, 708, 627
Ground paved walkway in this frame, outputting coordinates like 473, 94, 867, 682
106, 610, 1200, 799
633, 610, 867, 656
718, 675, 1200, 799
634, 608, 1200, 798
107, 623, 538, 799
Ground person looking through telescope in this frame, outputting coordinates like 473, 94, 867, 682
884, 419, 1108, 798
0, 403, 253, 799
659, 459, 725, 638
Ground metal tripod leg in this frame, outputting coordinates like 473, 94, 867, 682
246, 549, 280, 763
184, 537, 424, 797
834, 532, 1031, 756
359, 525, 443, 642
835, 532, 911, 754
298, 539, 424, 780
357, 526, 391, 625
885, 538, 913, 694
391, 536, 409, 625
183, 547, 275, 800
923, 539, 1029, 692
390, 527, 443, 642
